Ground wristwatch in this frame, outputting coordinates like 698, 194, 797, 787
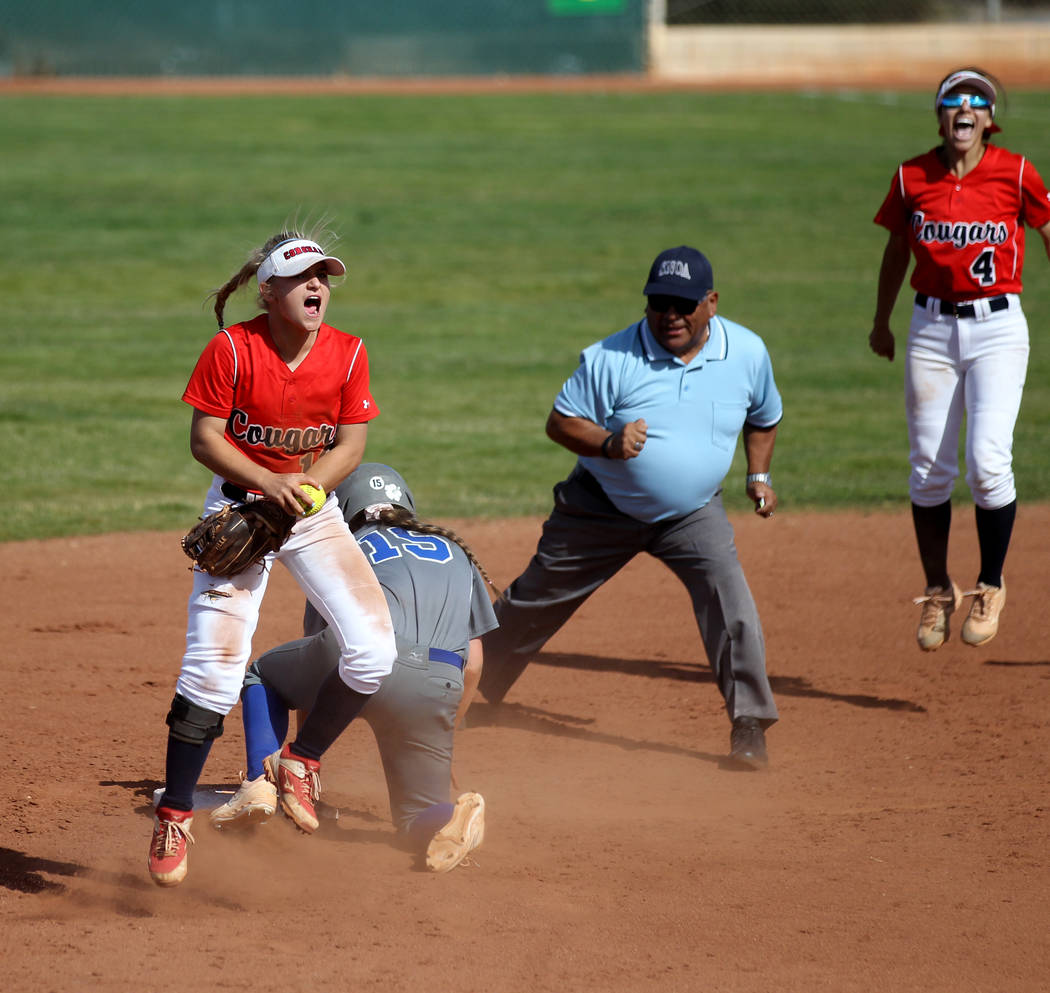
746, 472, 771, 486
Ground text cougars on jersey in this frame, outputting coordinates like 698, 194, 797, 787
910, 212, 1009, 248
228, 408, 336, 454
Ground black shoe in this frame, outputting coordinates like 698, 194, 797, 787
728, 717, 768, 770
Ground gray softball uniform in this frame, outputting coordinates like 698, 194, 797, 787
252, 509, 497, 834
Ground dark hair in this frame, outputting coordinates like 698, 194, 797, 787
350, 506, 503, 601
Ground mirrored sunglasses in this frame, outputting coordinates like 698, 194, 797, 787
939, 93, 992, 109
647, 295, 700, 315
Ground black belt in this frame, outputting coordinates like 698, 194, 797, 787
915, 293, 1008, 318
220, 481, 269, 504
221, 481, 251, 502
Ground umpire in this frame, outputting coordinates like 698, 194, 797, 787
477, 246, 782, 768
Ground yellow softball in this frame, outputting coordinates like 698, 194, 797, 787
298, 484, 326, 516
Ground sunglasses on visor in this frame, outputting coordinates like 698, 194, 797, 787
939, 93, 992, 109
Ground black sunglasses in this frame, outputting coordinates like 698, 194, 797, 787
647, 295, 701, 315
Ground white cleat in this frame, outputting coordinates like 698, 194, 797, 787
209, 773, 278, 829
426, 793, 485, 873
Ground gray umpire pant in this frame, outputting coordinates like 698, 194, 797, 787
478, 467, 778, 725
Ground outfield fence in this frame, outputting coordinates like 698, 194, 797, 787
3, 2, 1049, 81
1, 1, 646, 77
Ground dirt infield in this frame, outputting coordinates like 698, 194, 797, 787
2, 506, 1048, 992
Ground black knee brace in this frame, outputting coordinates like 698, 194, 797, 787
165, 694, 225, 745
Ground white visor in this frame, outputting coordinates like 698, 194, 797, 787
257, 238, 346, 285
935, 70, 997, 116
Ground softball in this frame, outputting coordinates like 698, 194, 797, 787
298, 484, 326, 516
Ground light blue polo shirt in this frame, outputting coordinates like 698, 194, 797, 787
553, 315, 783, 522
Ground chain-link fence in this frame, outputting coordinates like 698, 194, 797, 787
666, 1, 1048, 23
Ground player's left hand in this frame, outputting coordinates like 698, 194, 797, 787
181, 499, 297, 576
869, 325, 896, 361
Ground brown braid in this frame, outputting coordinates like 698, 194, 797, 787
351, 506, 504, 601
207, 224, 337, 329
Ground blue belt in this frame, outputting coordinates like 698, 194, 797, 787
395, 635, 465, 670
429, 648, 465, 670
915, 292, 1008, 318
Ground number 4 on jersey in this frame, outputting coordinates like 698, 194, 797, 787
970, 248, 996, 286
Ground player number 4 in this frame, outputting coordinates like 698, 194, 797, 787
970, 248, 996, 286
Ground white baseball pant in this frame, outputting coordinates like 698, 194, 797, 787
175, 476, 396, 714
905, 293, 1029, 510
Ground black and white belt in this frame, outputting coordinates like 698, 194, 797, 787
221, 481, 265, 503
915, 292, 1009, 318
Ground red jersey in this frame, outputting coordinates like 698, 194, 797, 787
182, 315, 379, 475
874, 144, 1050, 301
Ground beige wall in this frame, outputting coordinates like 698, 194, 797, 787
649, 24, 1050, 88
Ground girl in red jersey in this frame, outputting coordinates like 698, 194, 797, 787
148, 229, 396, 886
869, 68, 1050, 653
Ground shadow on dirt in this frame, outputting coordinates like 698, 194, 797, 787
983, 659, 1050, 667
465, 700, 726, 764
531, 651, 926, 712
0, 847, 81, 894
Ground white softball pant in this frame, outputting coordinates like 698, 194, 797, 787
905, 293, 1029, 510
175, 476, 396, 714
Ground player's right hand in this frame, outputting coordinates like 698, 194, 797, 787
260, 472, 324, 516
869, 325, 895, 361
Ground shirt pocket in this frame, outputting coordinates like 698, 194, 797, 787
711, 401, 748, 452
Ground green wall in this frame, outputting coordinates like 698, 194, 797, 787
1, 1, 646, 76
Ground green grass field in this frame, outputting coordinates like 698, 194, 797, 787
3, 87, 1050, 541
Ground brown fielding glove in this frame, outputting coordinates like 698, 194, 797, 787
181, 500, 296, 578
